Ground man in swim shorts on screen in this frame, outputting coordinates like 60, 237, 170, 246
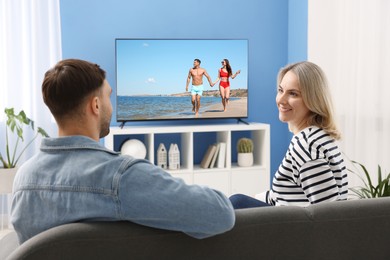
185, 59, 213, 117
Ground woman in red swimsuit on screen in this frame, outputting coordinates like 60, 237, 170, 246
212, 59, 240, 112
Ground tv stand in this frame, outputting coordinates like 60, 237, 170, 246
119, 121, 127, 129
237, 118, 249, 125
104, 123, 270, 196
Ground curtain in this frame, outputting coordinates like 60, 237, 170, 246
0, 0, 61, 165
308, 0, 390, 188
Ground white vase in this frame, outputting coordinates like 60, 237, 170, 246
237, 153, 253, 167
120, 139, 147, 159
0, 168, 17, 194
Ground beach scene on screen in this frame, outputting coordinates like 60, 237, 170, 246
116, 39, 248, 121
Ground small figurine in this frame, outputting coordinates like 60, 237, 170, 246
168, 143, 180, 170
157, 143, 167, 169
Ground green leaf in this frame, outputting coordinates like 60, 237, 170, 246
1, 107, 49, 168
8, 120, 16, 132
355, 161, 375, 195
37, 127, 49, 138
349, 160, 390, 198
0, 153, 8, 168
349, 187, 364, 199
16, 126, 24, 141
4, 108, 14, 117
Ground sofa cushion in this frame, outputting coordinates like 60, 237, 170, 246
0, 231, 19, 259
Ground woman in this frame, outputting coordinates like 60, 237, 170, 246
230, 61, 348, 208
212, 59, 240, 111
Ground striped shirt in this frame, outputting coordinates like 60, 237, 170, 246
256, 126, 348, 206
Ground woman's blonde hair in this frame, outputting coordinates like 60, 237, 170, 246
277, 61, 341, 140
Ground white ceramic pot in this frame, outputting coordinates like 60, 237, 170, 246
237, 153, 253, 167
0, 168, 17, 194
0, 168, 17, 230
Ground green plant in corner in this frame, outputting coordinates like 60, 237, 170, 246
348, 160, 390, 199
237, 138, 253, 153
0, 108, 49, 169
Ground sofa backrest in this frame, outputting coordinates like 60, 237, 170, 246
6, 197, 390, 260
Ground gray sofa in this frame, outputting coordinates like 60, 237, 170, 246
3, 197, 390, 260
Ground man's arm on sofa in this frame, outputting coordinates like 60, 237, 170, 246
117, 159, 235, 239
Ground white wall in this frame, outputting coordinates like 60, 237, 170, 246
308, 0, 390, 188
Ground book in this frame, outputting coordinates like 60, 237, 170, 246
200, 144, 217, 169
209, 143, 220, 168
217, 142, 226, 168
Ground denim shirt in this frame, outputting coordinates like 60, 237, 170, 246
11, 136, 235, 244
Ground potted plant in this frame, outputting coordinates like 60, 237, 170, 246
237, 137, 254, 167
0, 108, 49, 193
349, 160, 390, 199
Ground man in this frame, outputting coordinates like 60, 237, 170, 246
11, 59, 235, 244
185, 59, 214, 117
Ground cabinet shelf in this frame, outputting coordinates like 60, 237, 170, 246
104, 123, 270, 196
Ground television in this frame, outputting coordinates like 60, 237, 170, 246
115, 39, 248, 122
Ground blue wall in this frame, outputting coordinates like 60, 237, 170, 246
288, 0, 308, 64
60, 0, 308, 176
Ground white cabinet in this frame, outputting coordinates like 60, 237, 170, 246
104, 123, 270, 196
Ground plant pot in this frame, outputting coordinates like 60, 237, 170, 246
0, 168, 17, 194
0, 168, 17, 231
237, 153, 253, 167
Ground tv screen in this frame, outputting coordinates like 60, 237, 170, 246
115, 39, 248, 122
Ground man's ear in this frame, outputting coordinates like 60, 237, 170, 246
90, 96, 100, 115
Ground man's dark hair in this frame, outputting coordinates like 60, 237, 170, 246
42, 59, 106, 118
194, 59, 201, 64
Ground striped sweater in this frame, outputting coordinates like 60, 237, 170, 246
256, 126, 348, 206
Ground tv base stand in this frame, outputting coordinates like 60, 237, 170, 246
237, 118, 249, 125
119, 121, 128, 129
